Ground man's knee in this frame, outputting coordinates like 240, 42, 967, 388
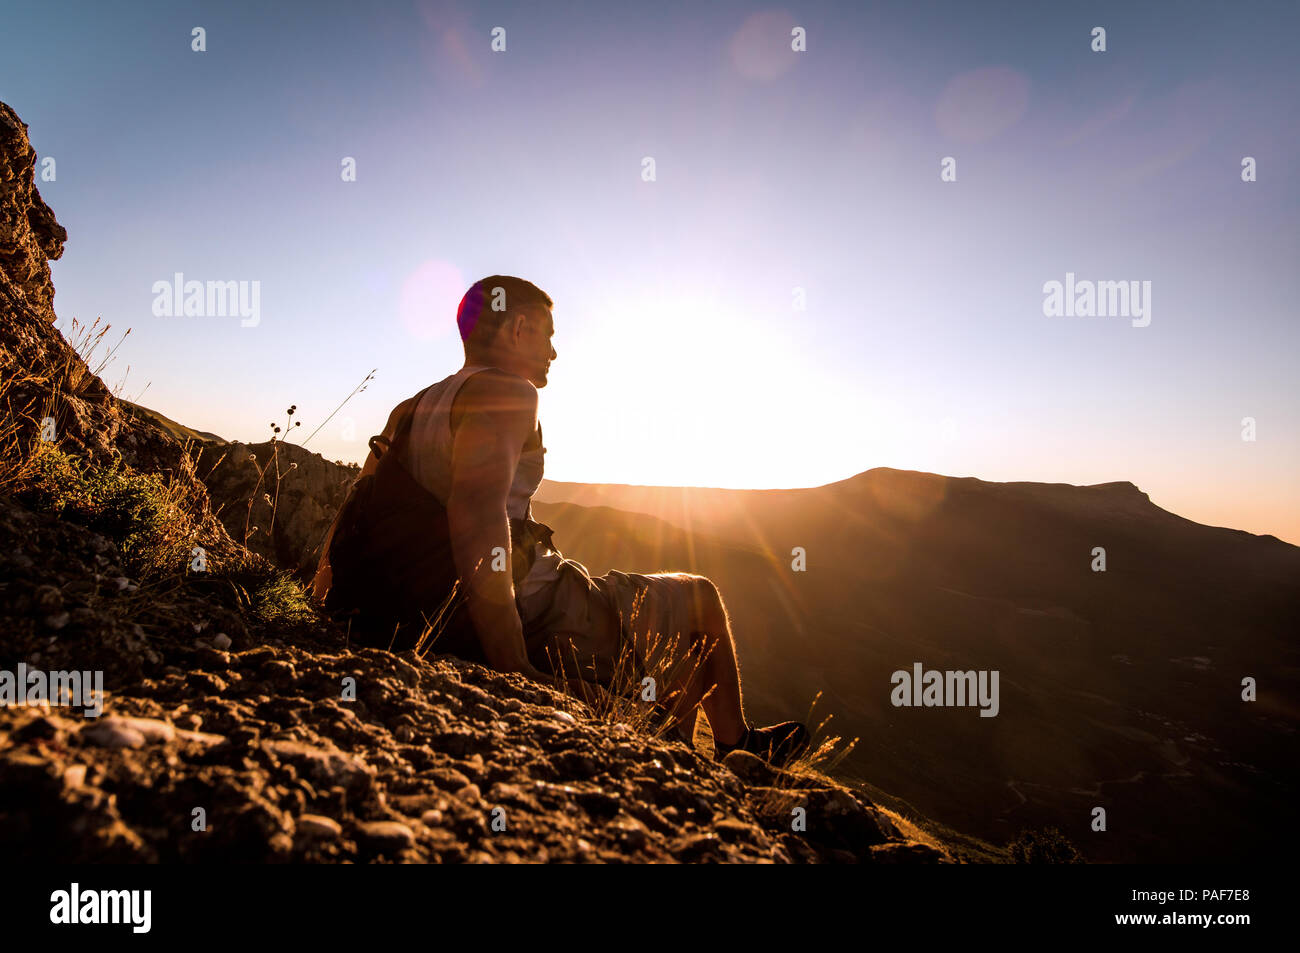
678, 574, 727, 636
680, 578, 737, 684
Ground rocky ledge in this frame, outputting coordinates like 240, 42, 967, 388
0, 494, 950, 864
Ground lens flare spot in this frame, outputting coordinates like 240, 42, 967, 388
729, 10, 800, 82
399, 259, 465, 341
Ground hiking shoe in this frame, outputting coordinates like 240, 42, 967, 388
713, 721, 810, 767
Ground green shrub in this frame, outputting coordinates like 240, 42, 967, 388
20, 445, 195, 579
249, 568, 317, 627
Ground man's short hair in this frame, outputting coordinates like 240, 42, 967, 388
457, 276, 552, 353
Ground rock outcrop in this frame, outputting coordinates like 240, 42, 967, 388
0, 102, 65, 321
196, 438, 358, 580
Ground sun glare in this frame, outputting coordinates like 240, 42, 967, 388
559, 292, 857, 488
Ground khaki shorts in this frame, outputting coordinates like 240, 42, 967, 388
516, 546, 706, 689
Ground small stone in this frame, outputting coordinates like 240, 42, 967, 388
260, 660, 296, 681
606, 815, 649, 850
553, 709, 576, 725
296, 814, 343, 840
713, 817, 761, 843
119, 716, 176, 743
818, 788, 864, 816
261, 739, 374, 791
427, 766, 472, 792
488, 783, 526, 804
186, 671, 228, 694
466, 702, 499, 722
43, 612, 70, 630
62, 764, 87, 790
573, 787, 619, 816
553, 750, 598, 778
194, 648, 231, 670
211, 633, 232, 650
81, 721, 145, 749
356, 820, 415, 851
801, 787, 887, 846
671, 832, 723, 860
420, 809, 444, 826
721, 749, 783, 786
870, 842, 947, 864
176, 728, 226, 746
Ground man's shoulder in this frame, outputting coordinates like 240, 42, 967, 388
457, 367, 537, 413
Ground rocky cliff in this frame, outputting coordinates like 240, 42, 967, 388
0, 102, 65, 320
0, 100, 965, 863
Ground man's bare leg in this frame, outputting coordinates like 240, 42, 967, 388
660, 577, 746, 748
696, 625, 746, 747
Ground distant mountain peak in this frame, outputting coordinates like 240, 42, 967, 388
846, 467, 1152, 504
1084, 480, 1149, 501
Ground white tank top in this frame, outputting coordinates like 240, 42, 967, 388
405, 364, 562, 600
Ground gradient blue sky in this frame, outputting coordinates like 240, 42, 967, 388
4, 0, 1298, 542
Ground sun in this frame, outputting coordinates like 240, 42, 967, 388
560, 291, 822, 487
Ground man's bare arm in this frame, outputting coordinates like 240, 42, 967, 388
445, 371, 552, 682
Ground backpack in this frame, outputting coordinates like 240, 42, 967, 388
322, 383, 554, 660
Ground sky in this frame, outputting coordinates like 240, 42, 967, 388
3, 0, 1298, 543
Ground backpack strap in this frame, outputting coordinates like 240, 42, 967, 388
366, 384, 435, 467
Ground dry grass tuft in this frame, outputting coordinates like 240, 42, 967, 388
0, 352, 53, 495
57, 316, 137, 400
540, 583, 716, 742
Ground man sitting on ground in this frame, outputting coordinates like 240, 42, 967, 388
313, 276, 808, 765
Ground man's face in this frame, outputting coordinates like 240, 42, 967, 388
517, 306, 556, 388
